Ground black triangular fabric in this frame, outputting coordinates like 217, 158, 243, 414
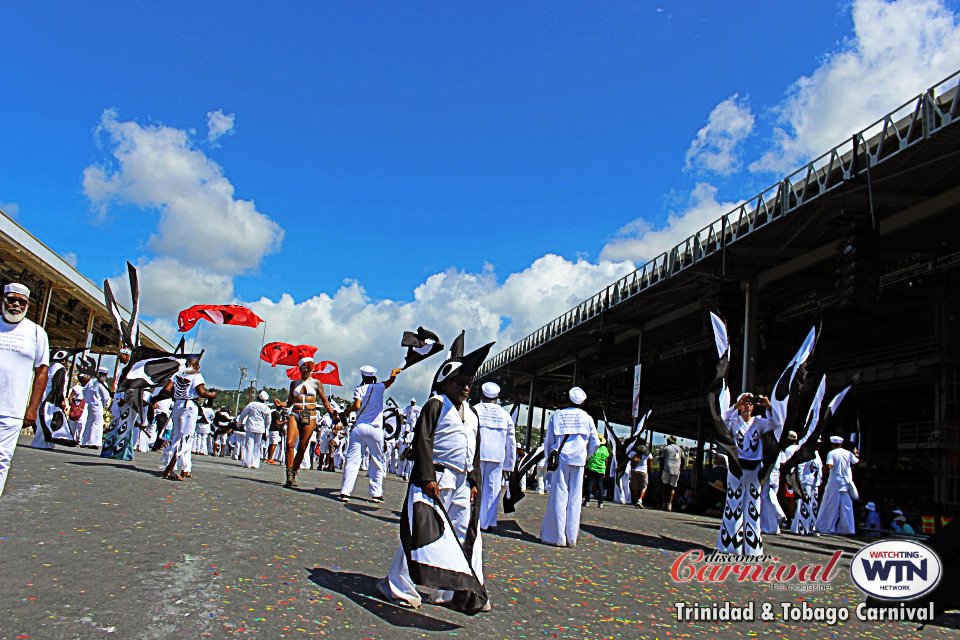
401, 326, 445, 370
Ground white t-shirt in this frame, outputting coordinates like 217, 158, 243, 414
172, 370, 205, 400
0, 318, 49, 419
825, 448, 859, 491
353, 382, 386, 427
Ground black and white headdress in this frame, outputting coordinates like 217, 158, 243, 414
430, 331, 494, 392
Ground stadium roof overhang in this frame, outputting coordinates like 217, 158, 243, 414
477, 71, 960, 439
0, 211, 172, 354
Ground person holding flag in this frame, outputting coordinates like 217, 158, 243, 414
378, 334, 493, 613
338, 364, 401, 501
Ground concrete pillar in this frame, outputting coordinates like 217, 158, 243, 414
539, 405, 547, 448
741, 281, 758, 394
525, 377, 535, 448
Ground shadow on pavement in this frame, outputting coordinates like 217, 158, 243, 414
580, 523, 712, 553
63, 460, 159, 476
482, 520, 538, 543
346, 503, 402, 525
307, 567, 461, 631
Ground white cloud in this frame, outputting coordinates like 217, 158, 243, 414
684, 94, 755, 176
206, 109, 236, 143
83, 109, 283, 279
752, 0, 960, 174
62, 252, 78, 267
0, 202, 20, 218
186, 255, 634, 400
600, 183, 738, 263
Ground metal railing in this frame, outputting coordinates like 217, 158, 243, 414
478, 69, 960, 378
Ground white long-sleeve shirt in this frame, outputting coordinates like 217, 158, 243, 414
543, 407, 600, 467
474, 401, 517, 467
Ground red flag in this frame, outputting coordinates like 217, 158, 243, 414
178, 305, 264, 333
286, 360, 341, 386
260, 342, 318, 367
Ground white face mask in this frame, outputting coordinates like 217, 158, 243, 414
1, 301, 27, 323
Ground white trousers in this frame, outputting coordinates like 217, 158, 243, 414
31, 423, 54, 449
0, 417, 24, 496
816, 488, 855, 535
479, 460, 505, 530
242, 432, 264, 468
340, 424, 385, 497
539, 462, 585, 547
80, 406, 104, 446
162, 400, 198, 472
760, 472, 786, 534
385, 468, 480, 606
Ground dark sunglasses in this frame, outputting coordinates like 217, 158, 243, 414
3, 296, 28, 306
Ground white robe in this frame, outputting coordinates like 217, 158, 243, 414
539, 407, 600, 547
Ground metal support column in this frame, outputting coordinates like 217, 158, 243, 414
525, 377, 535, 448
38, 281, 54, 328
741, 281, 758, 394
539, 405, 547, 448
693, 415, 706, 490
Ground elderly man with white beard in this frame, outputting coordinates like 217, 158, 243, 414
474, 382, 517, 532
0, 283, 49, 496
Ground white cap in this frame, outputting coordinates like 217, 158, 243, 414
120, 348, 132, 355
298, 356, 314, 366
98, 366, 110, 375
829, 435, 844, 444
865, 502, 876, 511
360, 365, 377, 377
3, 283, 30, 298
329, 401, 342, 413
481, 382, 500, 399
410, 398, 417, 404
786, 430, 798, 440
569, 386, 587, 405
892, 509, 904, 516
258, 391, 269, 402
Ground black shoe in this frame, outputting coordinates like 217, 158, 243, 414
370, 495, 384, 503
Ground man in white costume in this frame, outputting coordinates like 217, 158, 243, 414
474, 382, 517, 532
81, 367, 112, 448
760, 430, 798, 535
539, 387, 600, 548
378, 335, 492, 614
816, 436, 859, 535
339, 365, 401, 503
239, 391, 273, 469
0, 283, 49, 496
160, 355, 216, 480
791, 438, 823, 535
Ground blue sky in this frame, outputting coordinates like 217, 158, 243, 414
3, 1, 960, 394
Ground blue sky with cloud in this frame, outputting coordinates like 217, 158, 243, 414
2, 0, 959, 396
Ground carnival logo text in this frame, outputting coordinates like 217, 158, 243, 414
849, 540, 942, 600
671, 549, 843, 583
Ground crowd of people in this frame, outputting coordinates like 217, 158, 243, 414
0, 279, 933, 616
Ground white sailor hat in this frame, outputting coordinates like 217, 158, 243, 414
97, 366, 110, 375
865, 502, 876, 511
568, 386, 587, 405
829, 435, 844, 444
786, 430, 798, 441
481, 382, 500, 399
410, 398, 417, 404
258, 391, 270, 402
298, 356, 314, 366
892, 508, 904, 516
360, 365, 377, 377
3, 283, 30, 298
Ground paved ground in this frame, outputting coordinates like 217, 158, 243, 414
1, 437, 957, 640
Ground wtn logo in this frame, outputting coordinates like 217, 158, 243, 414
860, 559, 927, 583
850, 541, 942, 601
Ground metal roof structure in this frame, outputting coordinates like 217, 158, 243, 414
0, 208, 173, 353
476, 69, 960, 447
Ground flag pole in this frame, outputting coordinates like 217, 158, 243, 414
255, 320, 267, 381
190, 322, 202, 353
